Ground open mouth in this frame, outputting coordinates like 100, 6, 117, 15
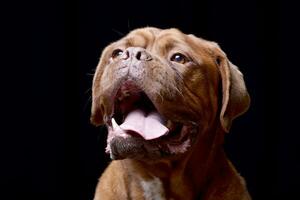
107, 81, 184, 139
104, 80, 197, 158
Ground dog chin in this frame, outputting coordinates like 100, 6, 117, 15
106, 124, 198, 161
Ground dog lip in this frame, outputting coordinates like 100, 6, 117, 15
103, 79, 198, 143
106, 81, 170, 140
106, 122, 198, 159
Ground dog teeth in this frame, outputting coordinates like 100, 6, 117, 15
118, 90, 130, 101
111, 118, 121, 131
123, 91, 130, 97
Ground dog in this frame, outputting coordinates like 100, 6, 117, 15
90, 27, 251, 200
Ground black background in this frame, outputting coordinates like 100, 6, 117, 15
1, 0, 299, 200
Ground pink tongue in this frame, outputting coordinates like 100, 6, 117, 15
119, 109, 169, 140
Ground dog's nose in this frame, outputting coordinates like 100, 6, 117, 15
124, 47, 152, 61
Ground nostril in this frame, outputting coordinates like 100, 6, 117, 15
125, 47, 152, 61
136, 51, 142, 60
120, 50, 130, 60
125, 50, 130, 59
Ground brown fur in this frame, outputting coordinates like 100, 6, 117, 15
91, 27, 251, 200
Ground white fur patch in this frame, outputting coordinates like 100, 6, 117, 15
140, 177, 166, 200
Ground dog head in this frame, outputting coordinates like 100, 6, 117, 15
90, 27, 250, 160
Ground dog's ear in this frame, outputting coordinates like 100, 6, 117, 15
90, 64, 104, 126
90, 93, 104, 126
214, 45, 250, 133
90, 47, 111, 126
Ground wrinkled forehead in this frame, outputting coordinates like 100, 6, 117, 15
113, 28, 196, 52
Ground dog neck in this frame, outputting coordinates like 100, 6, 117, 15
120, 123, 228, 199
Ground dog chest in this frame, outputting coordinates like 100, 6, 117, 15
140, 176, 166, 200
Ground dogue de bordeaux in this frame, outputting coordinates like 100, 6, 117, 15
90, 27, 251, 200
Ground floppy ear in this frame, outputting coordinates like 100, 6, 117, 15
217, 52, 250, 133
90, 64, 104, 126
90, 46, 111, 126
90, 92, 104, 126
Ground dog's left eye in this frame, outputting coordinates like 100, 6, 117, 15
112, 49, 124, 58
170, 53, 188, 64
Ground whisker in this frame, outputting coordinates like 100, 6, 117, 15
86, 73, 94, 76
112, 28, 125, 36
84, 87, 92, 94
83, 95, 92, 112
85, 73, 95, 76
127, 19, 131, 32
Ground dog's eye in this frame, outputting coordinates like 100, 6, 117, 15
112, 49, 123, 58
170, 53, 188, 64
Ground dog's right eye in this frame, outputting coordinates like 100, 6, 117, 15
112, 49, 123, 58
170, 53, 188, 64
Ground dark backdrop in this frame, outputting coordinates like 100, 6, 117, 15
1, 0, 299, 200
